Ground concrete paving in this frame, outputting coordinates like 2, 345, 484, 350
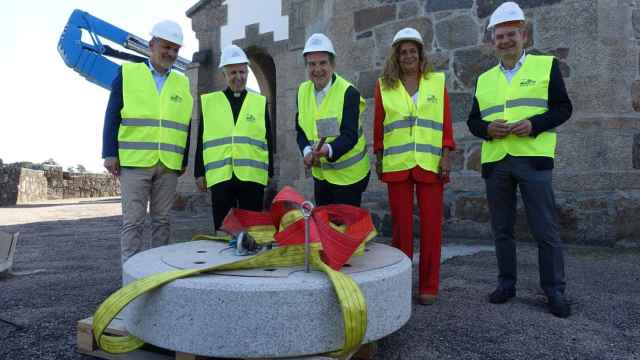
1, 198, 639, 360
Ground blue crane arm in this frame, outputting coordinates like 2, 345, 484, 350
57, 9, 190, 90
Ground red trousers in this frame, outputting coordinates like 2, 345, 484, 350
388, 179, 443, 295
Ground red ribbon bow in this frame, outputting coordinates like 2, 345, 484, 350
221, 186, 376, 271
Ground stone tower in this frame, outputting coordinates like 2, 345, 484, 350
185, 0, 640, 246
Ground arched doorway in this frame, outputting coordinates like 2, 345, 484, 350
244, 47, 279, 209
245, 47, 277, 177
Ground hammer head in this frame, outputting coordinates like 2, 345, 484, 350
316, 117, 340, 138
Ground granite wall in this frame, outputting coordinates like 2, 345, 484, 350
185, 0, 640, 246
0, 164, 120, 206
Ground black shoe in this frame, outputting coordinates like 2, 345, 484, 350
548, 295, 571, 318
488, 287, 516, 304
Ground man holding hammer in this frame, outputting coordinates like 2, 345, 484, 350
295, 33, 370, 206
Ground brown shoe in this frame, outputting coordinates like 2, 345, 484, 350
418, 294, 437, 305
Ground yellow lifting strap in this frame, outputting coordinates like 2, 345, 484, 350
93, 228, 369, 359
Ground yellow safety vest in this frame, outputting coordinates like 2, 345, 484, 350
380, 72, 445, 174
118, 63, 193, 170
297, 74, 370, 186
475, 55, 555, 164
200, 91, 268, 187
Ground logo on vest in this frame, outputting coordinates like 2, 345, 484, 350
245, 114, 256, 122
171, 94, 183, 103
519, 79, 536, 87
425, 95, 438, 104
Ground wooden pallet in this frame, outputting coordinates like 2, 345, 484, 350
76, 316, 373, 360
77, 316, 207, 360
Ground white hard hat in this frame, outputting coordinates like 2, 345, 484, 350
302, 33, 336, 56
150, 20, 184, 46
392, 27, 424, 46
487, 2, 525, 29
219, 45, 250, 68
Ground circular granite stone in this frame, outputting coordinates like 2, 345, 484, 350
122, 241, 412, 358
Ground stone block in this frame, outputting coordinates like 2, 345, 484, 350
382, 213, 393, 237
447, 173, 485, 192
449, 149, 465, 171
614, 193, 640, 241
452, 47, 497, 89
454, 194, 490, 222
429, 50, 450, 71
374, 17, 434, 62
354, 5, 397, 32
443, 219, 493, 239
435, 14, 478, 50
16, 168, 47, 204
123, 242, 412, 358
449, 91, 473, 123
635, 133, 640, 169
634, 9, 640, 39
632, 80, 640, 112
465, 144, 482, 172
333, 0, 370, 14
287, 0, 315, 50
336, 38, 376, 73
426, 0, 473, 13
357, 69, 383, 99
554, 127, 636, 174
399, 1, 420, 19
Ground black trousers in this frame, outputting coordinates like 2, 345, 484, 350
313, 172, 370, 207
210, 175, 265, 230
485, 156, 566, 297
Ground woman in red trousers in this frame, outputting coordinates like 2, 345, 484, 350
373, 27, 455, 305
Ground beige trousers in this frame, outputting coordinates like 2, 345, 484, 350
119, 163, 178, 264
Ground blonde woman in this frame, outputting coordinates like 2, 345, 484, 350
373, 28, 455, 305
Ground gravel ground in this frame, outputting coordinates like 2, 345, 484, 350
1, 198, 639, 360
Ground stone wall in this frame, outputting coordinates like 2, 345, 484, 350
0, 165, 48, 206
0, 165, 21, 206
62, 172, 120, 199
187, 0, 640, 246
0, 164, 120, 206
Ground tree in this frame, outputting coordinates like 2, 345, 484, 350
43, 158, 59, 166
76, 164, 87, 173
66, 166, 76, 173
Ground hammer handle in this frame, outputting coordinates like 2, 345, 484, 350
315, 138, 327, 151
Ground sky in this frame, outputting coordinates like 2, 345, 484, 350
0, 1, 288, 173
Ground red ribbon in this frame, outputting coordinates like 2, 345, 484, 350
221, 186, 375, 271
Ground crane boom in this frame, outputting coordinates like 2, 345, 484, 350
58, 9, 190, 90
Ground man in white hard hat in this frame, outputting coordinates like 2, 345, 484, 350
295, 33, 370, 206
102, 20, 193, 265
466, 2, 573, 317
195, 45, 273, 232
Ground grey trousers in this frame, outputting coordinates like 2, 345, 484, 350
119, 163, 178, 265
485, 156, 566, 297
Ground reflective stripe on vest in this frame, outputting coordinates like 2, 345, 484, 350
121, 119, 190, 132
118, 62, 193, 170
297, 74, 370, 186
201, 91, 268, 187
119, 142, 185, 154
380, 72, 445, 174
475, 55, 555, 164
203, 136, 267, 151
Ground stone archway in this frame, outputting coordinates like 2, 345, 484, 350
244, 47, 278, 175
